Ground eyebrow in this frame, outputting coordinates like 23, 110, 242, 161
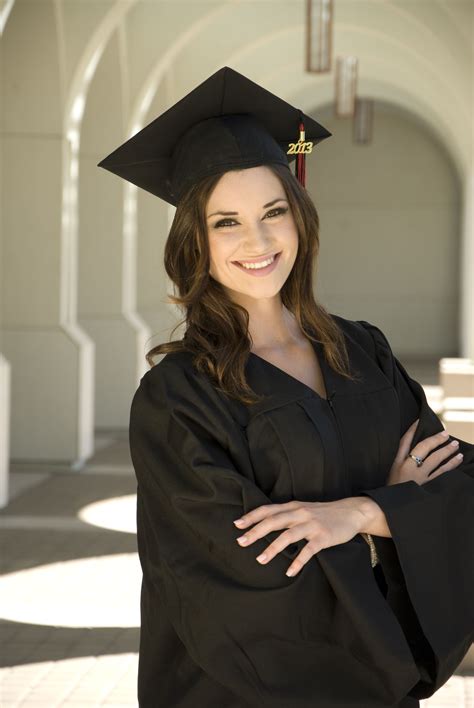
207, 197, 288, 220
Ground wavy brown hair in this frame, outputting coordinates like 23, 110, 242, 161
145, 162, 359, 405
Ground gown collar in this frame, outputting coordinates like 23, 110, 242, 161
243, 330, 393, 418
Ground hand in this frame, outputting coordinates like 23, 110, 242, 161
232, 497, 367, 578
387, 418, 463, 486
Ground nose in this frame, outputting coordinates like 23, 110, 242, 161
242, 219, 273, 254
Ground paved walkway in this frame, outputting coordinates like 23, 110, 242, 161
0, 430, 472, 707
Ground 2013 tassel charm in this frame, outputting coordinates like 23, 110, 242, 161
287, 111, 313, 188
295, 120, 307, 187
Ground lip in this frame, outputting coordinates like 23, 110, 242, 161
232, 251, 282, 277
232, 251, 279, 265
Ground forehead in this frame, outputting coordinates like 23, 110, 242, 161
207, 166, 284, 206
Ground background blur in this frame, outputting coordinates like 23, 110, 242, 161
0, 1, 473, 706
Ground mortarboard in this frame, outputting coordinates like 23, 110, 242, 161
97, 66, 332, 207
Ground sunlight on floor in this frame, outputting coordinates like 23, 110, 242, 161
0, 554, 141, 627
420, 675, 474, 707
78, 494, 137, 534
0, 653, 138, 706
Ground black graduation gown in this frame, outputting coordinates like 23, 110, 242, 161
129, 314, 473, 708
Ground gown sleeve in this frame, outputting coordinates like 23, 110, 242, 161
355, 320, 474, 697
129, 356, 416, 708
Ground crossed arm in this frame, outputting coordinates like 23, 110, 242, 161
231, 494, 390, 578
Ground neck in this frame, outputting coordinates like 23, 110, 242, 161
226, 290, 301, 352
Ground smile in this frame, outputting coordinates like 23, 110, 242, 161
232, 252, 282, 276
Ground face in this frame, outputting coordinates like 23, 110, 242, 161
205, 166, 299, 302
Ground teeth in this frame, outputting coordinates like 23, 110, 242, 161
238, 254, 275, 270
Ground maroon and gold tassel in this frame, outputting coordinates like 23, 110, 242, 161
294, 119, 307, 187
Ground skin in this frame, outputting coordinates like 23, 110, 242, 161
207, 165, 302, 351
205, 165, 390, 577
232, 421, 462, 576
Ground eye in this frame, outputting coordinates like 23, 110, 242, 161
213, 218, 237, 229
213, 206, 288, 229
265, 207, 288, 219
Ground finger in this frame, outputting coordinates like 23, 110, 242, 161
425, 438, 460, 468
396, 418, 420, 460
285, 539, 322, 577
423, 452, 463, 482
412, 428, 451, 462
233, 501, 299, 528
236, 510, 304, 546
255, 524, 312, 564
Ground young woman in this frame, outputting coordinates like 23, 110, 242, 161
98, 67, 474, 708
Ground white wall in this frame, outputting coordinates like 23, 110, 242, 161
310, 100, 461, 357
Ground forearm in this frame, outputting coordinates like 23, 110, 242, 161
353, 495, 392, 538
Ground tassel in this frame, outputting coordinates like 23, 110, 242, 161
294, 116, 306, 187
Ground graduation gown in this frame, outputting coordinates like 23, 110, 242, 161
129, 314, 473, 708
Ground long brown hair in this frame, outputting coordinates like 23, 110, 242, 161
145, 162, 358, 405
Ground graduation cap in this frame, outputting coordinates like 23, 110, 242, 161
97, 66, 332, 207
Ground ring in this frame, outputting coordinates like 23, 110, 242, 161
407, 452, 424, 467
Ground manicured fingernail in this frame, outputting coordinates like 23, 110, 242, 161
256, 553, 267, 563
234, 519, 244, 526
457, 453, 463, 458
237, 536, 248, 544
450, 440, 459, 446
286, 567, 296, 576
441, 429, 449, 437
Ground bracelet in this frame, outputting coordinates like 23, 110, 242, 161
361, 532, 379, 568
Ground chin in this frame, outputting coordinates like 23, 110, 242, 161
232, 280, 288, 300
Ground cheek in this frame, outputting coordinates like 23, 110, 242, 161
282, 223, 299, 255
208, 237, 232, 273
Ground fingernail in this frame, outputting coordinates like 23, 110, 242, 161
286, 567, 295, 576
237, 536, 248, 544
234, 519, 244, 526
450, 440, 459, 446
441, 429, 449, 437
457, 453, 463, 458
256, 553, 267, 563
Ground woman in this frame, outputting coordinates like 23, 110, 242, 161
98, 67, 473, 707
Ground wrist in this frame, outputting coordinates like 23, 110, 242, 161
352, 496, 384, 534
354, 495, 392, 538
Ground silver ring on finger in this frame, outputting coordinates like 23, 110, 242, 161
407, 452, 425, 467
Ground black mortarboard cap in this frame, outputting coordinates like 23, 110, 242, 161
97, 66, 332, 206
